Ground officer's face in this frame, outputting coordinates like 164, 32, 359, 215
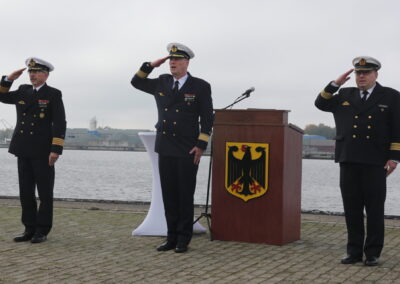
355, 70, 378, 90
169, 57, 189, 79
29, 70, 49, 87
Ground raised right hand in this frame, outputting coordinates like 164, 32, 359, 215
334, 69, 354, 86
7, 68, 26, 81
150, 56, 169, 67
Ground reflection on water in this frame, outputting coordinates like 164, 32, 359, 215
1, 149, 399, 215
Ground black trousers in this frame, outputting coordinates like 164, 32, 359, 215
339, 163, 387, 258
158, 154, 198, 245
17, 157, 55, 235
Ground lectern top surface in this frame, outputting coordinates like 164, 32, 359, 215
214, 109, 290, 112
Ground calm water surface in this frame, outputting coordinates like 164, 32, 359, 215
1, 148, 399, 215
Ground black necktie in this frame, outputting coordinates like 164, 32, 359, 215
33, 89, 38, 94
173, 81, 179, 95
361, 90, 368, 102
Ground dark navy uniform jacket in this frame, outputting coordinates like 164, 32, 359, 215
131, 62, 213, 157
0, 76, 66, 159
315, 82, 400, 166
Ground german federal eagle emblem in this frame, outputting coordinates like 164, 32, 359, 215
225, 142, 269, 202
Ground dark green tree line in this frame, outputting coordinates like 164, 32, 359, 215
304, 123, 336, 139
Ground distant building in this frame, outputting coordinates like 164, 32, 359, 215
89, 117, 97, 131
303, 135, 335, 159
303, 135, 327, 140
88, 117, 100, 136
63, 128, 151, 151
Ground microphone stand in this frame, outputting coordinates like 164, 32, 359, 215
193, 133, 214, 241
222, 93, 251, 110
193, 90, 252, 241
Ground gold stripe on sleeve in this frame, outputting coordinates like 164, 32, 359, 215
136, 70, 149, 79
198, 133, 210, 142
52, 138, 65, 146
320, 90, 333, 100
0, 86, 10, 93
390, 143, 400, 151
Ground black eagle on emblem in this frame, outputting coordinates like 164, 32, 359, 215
227, 145, 266, 196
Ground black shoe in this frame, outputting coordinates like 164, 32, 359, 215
364, 257, 379, 266
341, 255, 363, 264
13, 232, 34, 242
156, 242, 176, 251
31, 233, 47, 244
174, 244, 188, 253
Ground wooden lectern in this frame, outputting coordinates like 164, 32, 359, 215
211, 109, 303, 245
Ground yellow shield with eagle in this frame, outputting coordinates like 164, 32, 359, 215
225, 142, 269, 202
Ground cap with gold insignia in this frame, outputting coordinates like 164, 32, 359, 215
167, 43, 195, 59
352, 56, 381, 71
25, 57, 54, 72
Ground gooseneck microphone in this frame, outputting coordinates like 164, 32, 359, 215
222, 87, 255, 109
242, 87, 255, 97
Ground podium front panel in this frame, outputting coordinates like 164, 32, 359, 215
211, 109, 302, 245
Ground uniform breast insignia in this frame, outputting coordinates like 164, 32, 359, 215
39, 113, 45, 118
184, 94, 196, 102
18, 100, 26, 104
342, 101, 350, 106
378, 104, 388, 112
38, 99, 49, 108
159, 92, 164, 96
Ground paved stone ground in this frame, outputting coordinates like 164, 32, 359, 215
1, 198, 400, 283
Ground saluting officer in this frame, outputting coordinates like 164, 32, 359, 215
315, 56, 400, 266
131, 43, 213, 253
0, 57, 66, 243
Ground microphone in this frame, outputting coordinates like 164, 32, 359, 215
242, 87, 255, 97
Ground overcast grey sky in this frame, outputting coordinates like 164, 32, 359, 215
1, 0, 399, 130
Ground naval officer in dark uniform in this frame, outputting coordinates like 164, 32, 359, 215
315, 56, 400, 266
0, 57, 66, 243
131, 43, 213, 253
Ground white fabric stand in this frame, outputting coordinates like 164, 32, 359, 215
132, 132, 206, 236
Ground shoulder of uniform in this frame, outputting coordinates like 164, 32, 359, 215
47, 85, 61, 93
189, 76, 211, 88
338, 87, 357, 95
159, 74, 172, 80
19, 84, 32, 91
45, 85, 62, 94
381, 86, 400, 96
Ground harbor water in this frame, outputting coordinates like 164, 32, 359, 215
1, 148, 400, 215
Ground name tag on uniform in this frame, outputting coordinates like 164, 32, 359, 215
378, 104, 388, 112
184, 94, 196, 102
38, 99, 49, 108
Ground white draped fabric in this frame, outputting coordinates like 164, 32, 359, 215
132, 132, 206, 236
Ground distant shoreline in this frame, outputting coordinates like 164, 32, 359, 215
1, 145, 331, 159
